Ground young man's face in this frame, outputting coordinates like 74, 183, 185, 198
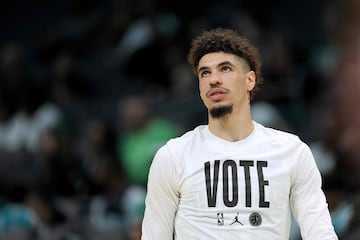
197, 51, 256, 119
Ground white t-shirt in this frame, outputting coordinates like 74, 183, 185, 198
142, 122, 338, 240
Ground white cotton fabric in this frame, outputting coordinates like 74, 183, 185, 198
142, 121, 338, 240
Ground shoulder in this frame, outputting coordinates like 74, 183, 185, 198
154, 125, 206, 162
167, 125, 206, 147
151, 125, 206, 178
255, 121, 302, 145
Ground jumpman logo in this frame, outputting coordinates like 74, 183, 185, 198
230, 212, 244, 225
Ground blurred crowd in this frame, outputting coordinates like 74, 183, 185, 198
0, 0, 360, 239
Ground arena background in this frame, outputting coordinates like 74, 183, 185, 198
1, 0, 359, 239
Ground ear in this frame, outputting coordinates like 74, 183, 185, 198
246, 71, 256, 91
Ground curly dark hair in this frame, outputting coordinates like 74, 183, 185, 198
187, 28, 263, 97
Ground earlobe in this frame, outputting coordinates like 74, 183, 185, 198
247, 71, 256, 91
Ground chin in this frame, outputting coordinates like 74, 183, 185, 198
210, 104, 233, 119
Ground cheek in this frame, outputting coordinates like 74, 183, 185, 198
199, 90, 207, 105
198, 81, 206, 98
199, 85, 210, 106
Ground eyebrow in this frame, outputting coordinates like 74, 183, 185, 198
197, 61, 236, 73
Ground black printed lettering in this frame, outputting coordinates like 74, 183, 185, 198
239, 160, 254, 207
257, 161, 270, 208
205, 160, 220, 207
223, 160, 238, 207
204, 160, 270, 208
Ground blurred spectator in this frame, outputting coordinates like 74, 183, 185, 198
323, 173, 355, 238
76, 118, 146, 239
49, 51, 94, 106
0, 41, 64, 153
343, 193, 360, 240
116, 95, 182, 186
0, 200, 38, 239
32, 125, 87, 198
77, 119, 116, 194
251, 101, 292, 132
0, 102, 64, 153
325, 1, 360, 238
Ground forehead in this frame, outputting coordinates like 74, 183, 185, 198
198, 52, 243, 70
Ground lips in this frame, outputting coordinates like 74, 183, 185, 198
206, 87, 229, 101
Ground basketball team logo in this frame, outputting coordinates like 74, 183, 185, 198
249, 212, 262, 226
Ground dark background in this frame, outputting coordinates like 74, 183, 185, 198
1, 0, 360, 239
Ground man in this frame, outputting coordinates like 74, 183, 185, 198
141, 28, 338, 239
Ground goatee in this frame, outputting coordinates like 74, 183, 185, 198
210, 104, 233, 119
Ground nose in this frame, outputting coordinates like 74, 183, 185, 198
209, 72, 222, 86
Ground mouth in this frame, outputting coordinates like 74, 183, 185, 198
206, 87, 229, 101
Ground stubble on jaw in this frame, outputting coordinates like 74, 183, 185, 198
209, 104, 233, 119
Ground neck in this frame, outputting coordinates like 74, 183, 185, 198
208, 106, 254, 142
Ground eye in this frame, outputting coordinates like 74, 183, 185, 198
200, 70, 210, 77
222, 66, 231, 72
